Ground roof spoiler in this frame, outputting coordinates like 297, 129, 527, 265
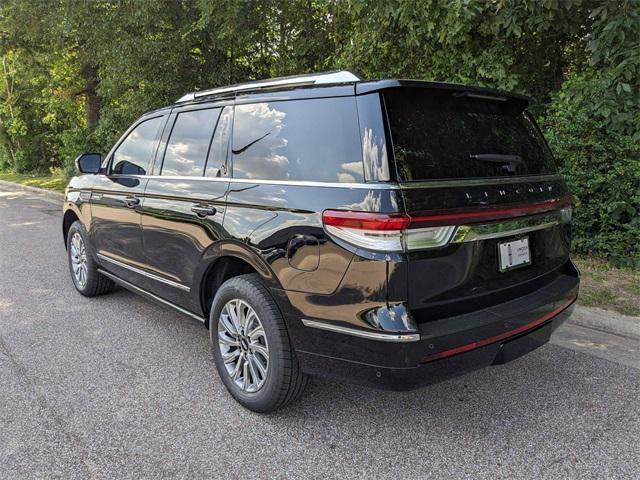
356, 79, 530, 106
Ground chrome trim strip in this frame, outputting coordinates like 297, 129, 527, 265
97, 254, 190, 292
301, 319, 420, 342
107, 174, 397, 190
451, 209, 569, 244
97, 269, 205, 322
398, 174, 562, 189
455, 221, 559, 242
93, 173, 562, 191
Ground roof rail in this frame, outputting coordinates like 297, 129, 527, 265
176, 70, 361, 103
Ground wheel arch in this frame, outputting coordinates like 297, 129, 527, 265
196, 240, 283, 323
62, 208, 81, 248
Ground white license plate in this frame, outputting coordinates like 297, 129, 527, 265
498, 237, 531, 272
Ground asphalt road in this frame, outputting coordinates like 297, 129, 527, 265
1, 183, 639, 479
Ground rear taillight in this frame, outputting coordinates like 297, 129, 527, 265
322, 195, 573, 253
321, 211, 410, 252
322, 211, 455, 252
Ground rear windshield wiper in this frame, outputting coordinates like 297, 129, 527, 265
470, 154, 524, 174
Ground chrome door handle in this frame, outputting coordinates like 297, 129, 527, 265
124, 196, 140, 208
191, 204, 217, 217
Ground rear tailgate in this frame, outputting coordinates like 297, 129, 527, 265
383, 87, 573, 322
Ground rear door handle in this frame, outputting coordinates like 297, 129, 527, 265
124, 196, 140, 208
191, 204, 217, 217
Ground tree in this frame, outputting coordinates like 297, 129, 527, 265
0, 0, 637, 263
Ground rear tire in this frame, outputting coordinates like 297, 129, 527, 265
67, 220, 114, 297
210, 274, 308, 413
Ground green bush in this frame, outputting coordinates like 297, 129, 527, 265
0, 0, 638, 266
542, 73, 640, 268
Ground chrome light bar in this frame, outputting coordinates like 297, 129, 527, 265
176, 70, 361, 103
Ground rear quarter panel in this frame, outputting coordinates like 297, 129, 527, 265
223, 182, 403, 295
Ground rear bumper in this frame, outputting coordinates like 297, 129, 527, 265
273, 260, 579, 390
296, 301, 574, 391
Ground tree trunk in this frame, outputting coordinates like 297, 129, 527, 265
81, 62, 100, 128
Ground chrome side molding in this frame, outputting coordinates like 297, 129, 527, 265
71, 173, 563, 192
97, 269, 205, 323
96, 254, 190, 292
301, 319, 420, 342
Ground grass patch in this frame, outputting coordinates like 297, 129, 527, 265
0, 172, 66, 193
574, 256, 640, 317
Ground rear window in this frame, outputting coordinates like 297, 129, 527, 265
231, 97, 363, 182
384, 89, 558, 181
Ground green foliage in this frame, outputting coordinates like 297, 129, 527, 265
0, 0, 638, 265
542, 71, 640, 267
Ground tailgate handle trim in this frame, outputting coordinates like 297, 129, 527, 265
452, 210, 569, 243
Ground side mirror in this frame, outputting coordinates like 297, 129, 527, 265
75, 153, 102, 174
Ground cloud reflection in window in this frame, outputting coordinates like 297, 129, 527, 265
112, 116, 164, 175
162, 108, 221, 177
232, 98, 364, 183
362, 127, 390, 181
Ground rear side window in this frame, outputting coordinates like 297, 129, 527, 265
205, 107, 232, 178
384, 89, 558, 181
111, 116, 164, 175
231, 97, 363, 182
161, 108, 221, 176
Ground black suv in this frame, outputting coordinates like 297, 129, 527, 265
63, 71, 579, 412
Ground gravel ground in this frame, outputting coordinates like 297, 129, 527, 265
1, 184, 639, 479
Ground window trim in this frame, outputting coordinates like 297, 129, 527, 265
96, 172, 562, 189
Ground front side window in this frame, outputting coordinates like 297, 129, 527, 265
111, 116, 164, 175
231, 97, 363, 182
161, 108, 221, 177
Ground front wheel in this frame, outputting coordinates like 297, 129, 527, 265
210, 274, 307, 413
67, 221, 114, 297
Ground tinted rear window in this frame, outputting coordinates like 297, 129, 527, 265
384, 89, 558, 181
231, 97, 363, 182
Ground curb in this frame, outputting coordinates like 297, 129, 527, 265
0, 179, 64, 204
568, 305, 640, 341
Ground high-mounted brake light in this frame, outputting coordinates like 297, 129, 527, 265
322, 196, 573, 253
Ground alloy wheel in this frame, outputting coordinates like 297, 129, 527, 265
217, 299, 269, 393
70, 232, 88, 288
